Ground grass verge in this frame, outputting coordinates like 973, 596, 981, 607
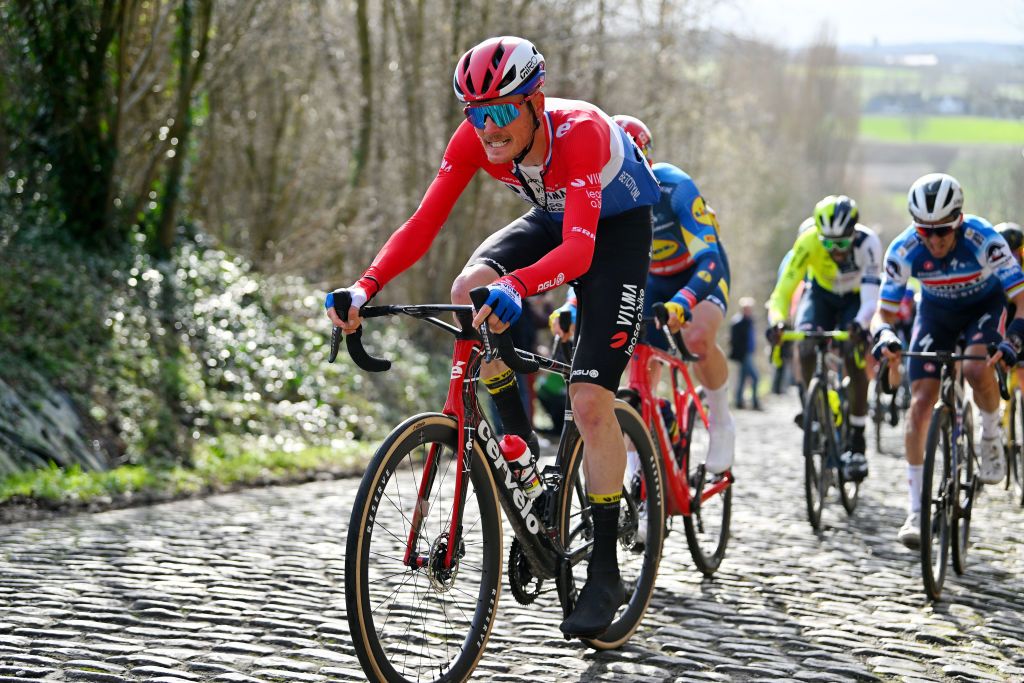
0, 439, 376, 520
860, 115, 1024, 145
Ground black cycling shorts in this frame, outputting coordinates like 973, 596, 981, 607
467, 206, 653, 392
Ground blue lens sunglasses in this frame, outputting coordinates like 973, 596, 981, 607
464, 95, 535, 130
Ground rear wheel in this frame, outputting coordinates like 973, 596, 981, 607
346, 414, 502, 683
920, 406, 952, 601
681, 388, 731, 576
803, 378, 830, 531
557, 400, 664, 650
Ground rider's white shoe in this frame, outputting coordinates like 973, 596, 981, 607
898, 512, 921, 550
705, 416, 735, 474
979, 434, 1006, 485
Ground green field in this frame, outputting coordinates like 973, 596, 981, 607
860, 115, 1024, 145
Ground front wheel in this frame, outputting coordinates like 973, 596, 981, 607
953, 402, 976, 575
803, 378, 830, 531
346, 413, 503, 683
557, 400, 664, 650
681, 388, 731, 576
920, 406, 952, 601
1014, 388, 1024, 506
837, 383, 860, 515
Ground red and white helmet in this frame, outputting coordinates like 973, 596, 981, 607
453, 36, 545, 103
612, 114, 653, 158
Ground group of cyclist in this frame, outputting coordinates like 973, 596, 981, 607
325, 34, 1023, 639
767, 178, 1024, 549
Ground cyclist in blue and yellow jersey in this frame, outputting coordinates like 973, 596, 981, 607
552, 115, 736, 474
768, 195, 883, 482
872, 175, 1024, 549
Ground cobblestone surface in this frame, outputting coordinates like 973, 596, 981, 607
1, 392, 1023, 681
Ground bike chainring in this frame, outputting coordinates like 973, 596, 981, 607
508, 539, 543, 605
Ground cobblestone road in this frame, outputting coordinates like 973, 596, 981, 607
2, 393, 1024, 682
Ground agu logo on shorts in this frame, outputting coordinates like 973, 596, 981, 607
609, 331, 629, 349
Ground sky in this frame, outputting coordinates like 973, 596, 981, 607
707, 0, 1024, 48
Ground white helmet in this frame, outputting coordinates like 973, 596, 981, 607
908, 173, 963, 225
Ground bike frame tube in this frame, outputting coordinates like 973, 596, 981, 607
628, 342, 729, 517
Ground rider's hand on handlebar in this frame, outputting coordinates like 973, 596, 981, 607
871, 324, 903, 361
663, 300, 691, 334
765, 322, 786, 347
991, 338, 1020, 368
325, 286, 368, 334
472, 277, 525, 333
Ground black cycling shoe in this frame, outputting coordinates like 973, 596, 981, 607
793, 412, 804, 430
559, 570, 625, 639
841, 429, 869, 481
841, 452, 868, 481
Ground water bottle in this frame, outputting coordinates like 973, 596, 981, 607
828, 388, 842, 426
499, 435, 542, 499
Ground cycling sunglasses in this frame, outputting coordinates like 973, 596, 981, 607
463, 95, 534, 130
820, 236, 852, 250
915, 223, 957, 238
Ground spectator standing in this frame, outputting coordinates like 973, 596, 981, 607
730, 297, 761, 409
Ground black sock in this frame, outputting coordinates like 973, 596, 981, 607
484, 368, 531, 438
587, 493, 620, 577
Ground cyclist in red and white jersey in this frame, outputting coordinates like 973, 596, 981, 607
326, 36, 660, 639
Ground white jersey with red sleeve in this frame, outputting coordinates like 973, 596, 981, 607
360, 98, 659, 298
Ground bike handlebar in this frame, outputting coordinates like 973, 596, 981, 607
328, 288, 393, 372
897, 345, 1010, 401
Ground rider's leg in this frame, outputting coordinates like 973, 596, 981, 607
684, 301, 734, 473
451, 264, 535, 449
961, 296, 1010, 484
455, 212, 563, 451
964, 343, 1007, 484
900, 377, 941, 546
558, 206, 651, 639
842, 349, 870, 480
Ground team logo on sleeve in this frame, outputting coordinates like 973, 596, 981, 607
691, 196, 716, 226
885, 259, 902, 279
439, 158, 453, 174
988, 243, 1010, 264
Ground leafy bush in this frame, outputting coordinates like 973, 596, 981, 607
0, 225, 444, 472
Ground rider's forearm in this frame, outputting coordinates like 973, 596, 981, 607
675, 250, 724, 307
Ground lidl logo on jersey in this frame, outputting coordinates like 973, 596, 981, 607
652, 239, 678, 259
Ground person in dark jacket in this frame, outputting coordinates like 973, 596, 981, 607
729, 297, 761, 409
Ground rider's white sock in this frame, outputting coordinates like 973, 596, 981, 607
979, 408, 1000, 439
705, 384, 730, 428
907, 463, 923, 514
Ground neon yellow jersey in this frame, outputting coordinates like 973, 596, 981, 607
768, 224, 882, 326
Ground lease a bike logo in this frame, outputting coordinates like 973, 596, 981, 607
609, 331, 628, 349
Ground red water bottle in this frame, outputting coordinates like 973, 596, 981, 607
499, 434, 542, 499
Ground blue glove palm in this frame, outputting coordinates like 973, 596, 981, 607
483, 279, 523, 325
997, 339, 1019, 367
